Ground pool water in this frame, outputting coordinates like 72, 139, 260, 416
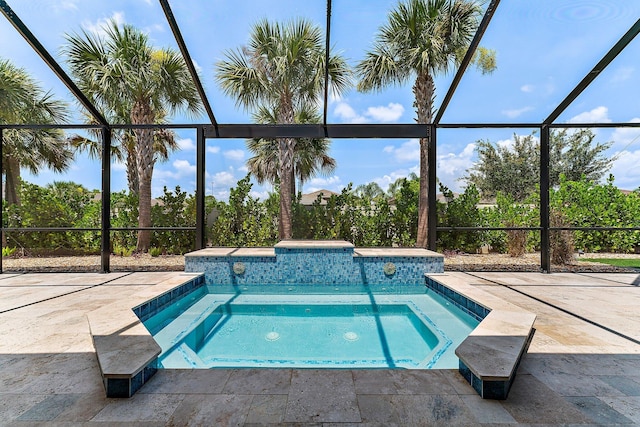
144, 286, 479, 369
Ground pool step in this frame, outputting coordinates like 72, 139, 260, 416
87, 274, 204, 398
425, 273, 536, 400
88, 305, 161, 398
455, 310, 536, 399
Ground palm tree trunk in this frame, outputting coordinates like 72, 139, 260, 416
4, 156, 21, 206
125, 138, 139, 195
413, 72, 434, 248
132, 101, 156, 252
278, 137, 295, 239
277, 97, 296, 240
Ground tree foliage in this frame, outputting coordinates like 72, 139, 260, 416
246, 106, 336, 197
5, 173, 640, 260
436, 183, 485, 253
63, 20, 202, 252
466, 129, 614, 201
0, 58, 72, 206
215, 18, 350, 240
356, 0, 495, 248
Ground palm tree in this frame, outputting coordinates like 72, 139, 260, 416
356, 0, 495, 247
63, 20, 202, 252
0, 58, 72, 206
355, 182, 385, 199
216, 19, 350, 239
68, 111, 179, 196
246, 106, 337, 198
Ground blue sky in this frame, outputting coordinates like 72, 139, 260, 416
2, 0, 640, 200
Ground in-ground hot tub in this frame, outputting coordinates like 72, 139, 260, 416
142, 285, 479, 369
140, 241, 476, 370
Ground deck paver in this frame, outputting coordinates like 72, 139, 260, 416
0, 271, 639, 425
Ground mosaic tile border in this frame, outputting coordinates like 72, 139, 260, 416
185, 249, 444, 286
133, 275, 205, 323
424, 275, 490, 321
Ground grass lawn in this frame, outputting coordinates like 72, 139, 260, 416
581, 258, 640, 268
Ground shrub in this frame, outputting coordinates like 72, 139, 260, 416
149, 247, 163, 257
506, 229, 528, 257
436, 183, 485, 253
2, 247, 16, 257
113, 244, 134, 257
487, 192, 539, 257
549, 209, 574, 265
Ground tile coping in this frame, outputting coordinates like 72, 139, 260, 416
185, 247, 444, 258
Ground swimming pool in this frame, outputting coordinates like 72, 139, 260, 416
142, 284, 479, 369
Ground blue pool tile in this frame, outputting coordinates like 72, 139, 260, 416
471, 372, 483, 396
130, 370, 144, 395
482, 380, 509, 400
158, 292, 171, 308
106, 378, 130, 398
459, 360, 472, 383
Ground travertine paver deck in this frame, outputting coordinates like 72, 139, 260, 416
0, 271, 639, 425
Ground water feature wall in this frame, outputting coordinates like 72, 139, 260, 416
184, 240, 444, 287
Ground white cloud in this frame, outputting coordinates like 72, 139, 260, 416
306, 175, 344, 193
250, 190, 271, 200
173, 159, 196, 175
611, 119, 640, 149
208, 171, 237, 191
372, 168, 416, 193
334, 102, 367, 124
496, 138, 514, 149
383, 139, 420, 163
177, 138, 195, 151
82, 12, 126, 36
223, 149, 245, 161
334, 101, 405, 124
155, 159, 196, 180
437, 143, 475, 176
520, 84, 534, 93
495, 134, 539, 151
145, 24, 165, 34
238, 165, 249, 173
502, 106, 533, 118
365, 103, 404, 122
207, 146, 221, 154
610, 149, 640, 190
54, 0, 79, 11
567, 106, 611, 124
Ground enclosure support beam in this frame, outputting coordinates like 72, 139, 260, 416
322, 0, 332, 130
428, 125, 438, 251
540, 125, 551, 273
195, 126, 206, 250
0, 128, 3, 274
101, 127, 112, 273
